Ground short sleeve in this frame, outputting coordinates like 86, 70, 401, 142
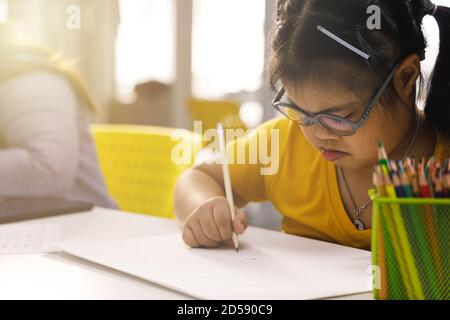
226, 117, 286, 203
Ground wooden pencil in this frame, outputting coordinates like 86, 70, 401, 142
217, 123, 239, 253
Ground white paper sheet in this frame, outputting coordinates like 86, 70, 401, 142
57, 227, 373, 300
0, 225, 60, 254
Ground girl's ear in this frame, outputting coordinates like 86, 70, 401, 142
393, 54, 421, 104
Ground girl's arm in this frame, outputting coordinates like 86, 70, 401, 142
174, 119, 276, 249
0, 72, 80, 197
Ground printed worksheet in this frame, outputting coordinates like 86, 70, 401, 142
0, 225, 60, 254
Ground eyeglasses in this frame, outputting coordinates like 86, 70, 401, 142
272, 63, 400, 136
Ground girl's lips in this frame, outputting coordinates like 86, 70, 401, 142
320, 148, 349, 161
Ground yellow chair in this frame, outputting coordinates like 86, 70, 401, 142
91, 124, 201, 219
188, 98, 247, 132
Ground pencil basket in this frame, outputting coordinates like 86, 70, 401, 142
369, 190, 449, 300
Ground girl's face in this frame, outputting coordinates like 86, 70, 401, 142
285, 81, 413, 170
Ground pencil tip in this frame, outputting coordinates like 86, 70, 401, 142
236, 247, 239, 253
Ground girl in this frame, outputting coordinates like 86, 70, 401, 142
174, 0, 449, 250
0, 23, 116, 208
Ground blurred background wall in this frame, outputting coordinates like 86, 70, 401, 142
2, 0, 444, 126
1, 0, 278, 129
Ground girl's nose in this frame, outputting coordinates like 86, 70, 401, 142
310, 124, 339, 141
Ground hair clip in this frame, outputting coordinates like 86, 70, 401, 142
317, 25, 370, 60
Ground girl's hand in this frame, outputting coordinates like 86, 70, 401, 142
182, 196, 248, 248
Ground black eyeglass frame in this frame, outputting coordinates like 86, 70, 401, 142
272, 63, 400, 136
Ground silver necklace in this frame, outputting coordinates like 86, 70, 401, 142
339, 114, 422, 230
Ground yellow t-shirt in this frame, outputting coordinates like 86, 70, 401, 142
227, 117, 450, 251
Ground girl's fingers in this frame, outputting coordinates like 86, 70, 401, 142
182, 198, 247, 249
199, 213, 224, 243
233, 208, 248, 235
182, 225, 200, 248
212, 201, 233, 241
191, 217, 222, 248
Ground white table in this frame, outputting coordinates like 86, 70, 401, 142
0, 207, 373, 300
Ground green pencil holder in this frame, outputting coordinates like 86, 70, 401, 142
369, 190, 449, 300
